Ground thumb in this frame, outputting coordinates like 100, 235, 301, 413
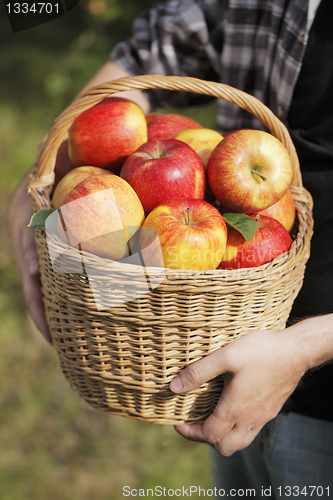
170, 347, 226, 394
23, 224, 40, 276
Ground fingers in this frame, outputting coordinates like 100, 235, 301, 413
174, 407, 262, 457
21, 228, 52, 343
175, 423, 259, 457
23, 271, 52, 343
170, 347, 227, 394
174, 393, 265, 457
169, 332, 294, 456
8, 175, 52, 343
213, 424, 262, 457
174, 423, 208, 443
22, 227, 52, 342
169, 347, 239, 454
22, 222, 40, 276
174, 414, 234, 447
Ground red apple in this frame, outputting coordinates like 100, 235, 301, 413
54, 139, 74, 188
218, 214, 292, 269
140, 198, 228, 270
147, 113, 203, 141
257, 188, 296, 233
57, 174, 145, 260
145, 113, 160, 124
52, 166, 108, 208
207, 129, 293, 214
68, 97, 148, 173
120, 138, 206, 214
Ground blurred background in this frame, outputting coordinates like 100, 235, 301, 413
0, 0, 217, 498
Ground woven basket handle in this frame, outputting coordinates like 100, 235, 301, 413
28, 75, 302, 199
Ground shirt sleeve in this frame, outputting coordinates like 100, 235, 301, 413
110, 0, 224, 109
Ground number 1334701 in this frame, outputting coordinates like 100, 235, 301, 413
277, 486, 330, 497
6, 3, 60, 14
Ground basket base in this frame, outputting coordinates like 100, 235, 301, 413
62, 363, 224, 425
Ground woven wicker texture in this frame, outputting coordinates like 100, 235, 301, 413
27, 76, 313, 425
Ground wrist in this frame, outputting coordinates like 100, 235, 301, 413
287, 314, 333, 372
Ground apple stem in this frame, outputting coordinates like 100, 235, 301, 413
185, 207, 190, 225
251, 169, 267, 182
154, 145, 159, 158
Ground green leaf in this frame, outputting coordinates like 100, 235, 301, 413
28, 208, 58, 229
223, 213, 257, 242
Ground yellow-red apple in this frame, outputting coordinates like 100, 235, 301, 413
257, 188, 296, 233
52, 166, 108, 208
57, 174, 145, 260
174, 128, 223, 203
218, 214, 292, 269
207, 130, 293, 214
120, 138, 206, 214
174, 128, 224, 167
140, 198, 228, 270
68, 97, 148, 173
221, 128, 251, 138
147, 113, 203, 141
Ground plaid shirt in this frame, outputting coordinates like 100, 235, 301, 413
111, 0, 312, 132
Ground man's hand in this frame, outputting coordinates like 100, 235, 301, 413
7, 172, 52, 342
170, 328, 308, 456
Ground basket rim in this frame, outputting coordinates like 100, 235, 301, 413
27, 75, 313, 280
40, 184, 312, 283
27, 74, 302, 199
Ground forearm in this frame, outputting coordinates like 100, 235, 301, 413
288, 314, 333, 372
78, 61, 151, 113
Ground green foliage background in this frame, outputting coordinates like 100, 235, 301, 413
0, 1, 216, 498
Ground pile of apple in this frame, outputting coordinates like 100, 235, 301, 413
50, 96, 296, 271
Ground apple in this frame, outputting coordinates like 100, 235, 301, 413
257, 188, 296, 233
218, 214, 292, 269
140, 198, 228, 270
145, 113, 160, 124
221, 128, 251, 138
147, 113, 203, 141
68, 97, 148, 173
57, 173, 145, 260
54, 139, 74, 188
120, 138, 206, 214
173, 128, 223, 203
173, 128, 224, 168
52, 166, 108, 208
207, 129, 293, 214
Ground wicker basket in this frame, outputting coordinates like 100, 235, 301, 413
27, 75, 313, 425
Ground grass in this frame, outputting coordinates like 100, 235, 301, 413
0, 1, 218, 494
0, 101, 215, 499
1, 174, 213, 499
